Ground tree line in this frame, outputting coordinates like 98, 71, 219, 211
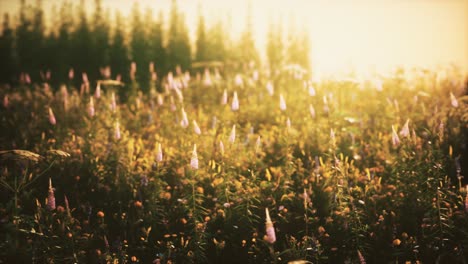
0, 0, 311, 91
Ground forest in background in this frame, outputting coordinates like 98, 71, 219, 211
0, 0, 311, 91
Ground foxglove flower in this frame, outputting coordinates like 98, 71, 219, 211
180, 108, 189, 128
115, 121, 121, 140
450, 92, 459, 108
47, 178, 56, 211
279, 94, 287, 111
193, 120, 202, 135
264, 208, 276, 244
391, 125, 400, 147
266, 81, 274, 96
399, 119, 410, 138
231, 92, 239, 111
48, 107, 56, 125
221, 89, 228, 105
190, 144, 199, 170
156, 143, 163, 162
88, 97, 95, 117
229, 125, 236, 143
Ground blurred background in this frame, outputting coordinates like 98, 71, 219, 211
0, 0, 467, 84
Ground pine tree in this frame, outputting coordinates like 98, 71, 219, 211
109, 10, 130, 81
31, 0, 45, 79
148, 11, 166, 77
266, 17, 284, 73
130, 2, 150, 88
16, 0, 34, 77
195, 6, 208, 62
0, 13, 16, 84
206, 19, 226, 62
72, 0, 93, 79
92, 0, 110, 80
55, 0, 74, 83
237, 1, 259, 67
166, 0, 191, 73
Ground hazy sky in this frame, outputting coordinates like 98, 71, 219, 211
1, 0, 467, 77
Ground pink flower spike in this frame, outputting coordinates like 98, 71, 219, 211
265, 208, 276, 244
231, 92, 239, 111
47, 178, 56, 211
48, 107, 56, 125
190, 144, 199, 170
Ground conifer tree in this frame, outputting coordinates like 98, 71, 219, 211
72, 0, 93, 79
109, 10, 130, 81
149, 11, 166, 77
92, 0, 110, 80
0, 13, 16, 83
266, 17, 284, 73
167, 0, 191, 73
195, 6, 208, 62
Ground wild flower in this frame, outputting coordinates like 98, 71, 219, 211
219, 140, 225, 156
68, 68, 74, 80
234, 74, 243, 87
308, 83, 316, 96
47, 178, 56, 211
399, 119, 410, 138
391, 125, 400, 146
266, 81, 274, 96
110, 92, 117, 112
3, 95, 9, 108
157, 94, 164, 106
286, 117, 291, 129
190, 144, 199, 170
115, 121, 121, 140
255, 136, 261, 154
450, 92, 459, 108
86, 97, 95, 118
193, 120, 202, 135
95, 82, 101, 98
279, 94, 287, 111
48, 107, 56, 125
309, 104, 316, 118
180, 108, 189, 128
156, 143, 163, 163
229, 125, 236, 143
221, 89, 228, 105
231, 92, 239, 111
264, 208, 276, 244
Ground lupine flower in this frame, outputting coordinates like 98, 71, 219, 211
157, 94, 164, 106
149, 62, 155, 73
46, 70, 51, 80
88, 97, 95, 117
264, 208, 276, 244
3, 95, 8, 108
82, 72, 89, 84
115, 121, 121, 140
391, 125, 400, 146
279, 94, 287, 111
190, 144, 199, 170
116, 74, 122, 82
47, 178, 56, 211
203, 69, 212, 86
221, 89, 228, 105
156, 143, 163, 162
25, 73, 31, 84
374, 78, 383, 91
308, 84, 316, 96
95, 82, 101, 98
180, 108, 189, 128
266, 81, 274, 96
286, 118, 291, 129
450, 92, 459, 108
231, 92, 239, 111
399, 119, 410, 138
330, 128, 335, 145
252, 70, 259, 81
465, 185, 468, 213
110, 92, 117, 112
255, 136, 261, 154
193, 120, 202, 135
64, 195, 71, 217
49, 107, 56, 125
229, 125, 236, 143
234, 74, 243, 86
219, 140, 225, 156
309, 104, 316, 118
68, 68, 74, 80
357, 249, 366, 264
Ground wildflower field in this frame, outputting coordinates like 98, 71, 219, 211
1, 66, 468, 264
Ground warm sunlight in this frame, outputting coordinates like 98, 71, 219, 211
2, 0, 467, 78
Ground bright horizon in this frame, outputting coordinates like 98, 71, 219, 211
1, 0, 467, 78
